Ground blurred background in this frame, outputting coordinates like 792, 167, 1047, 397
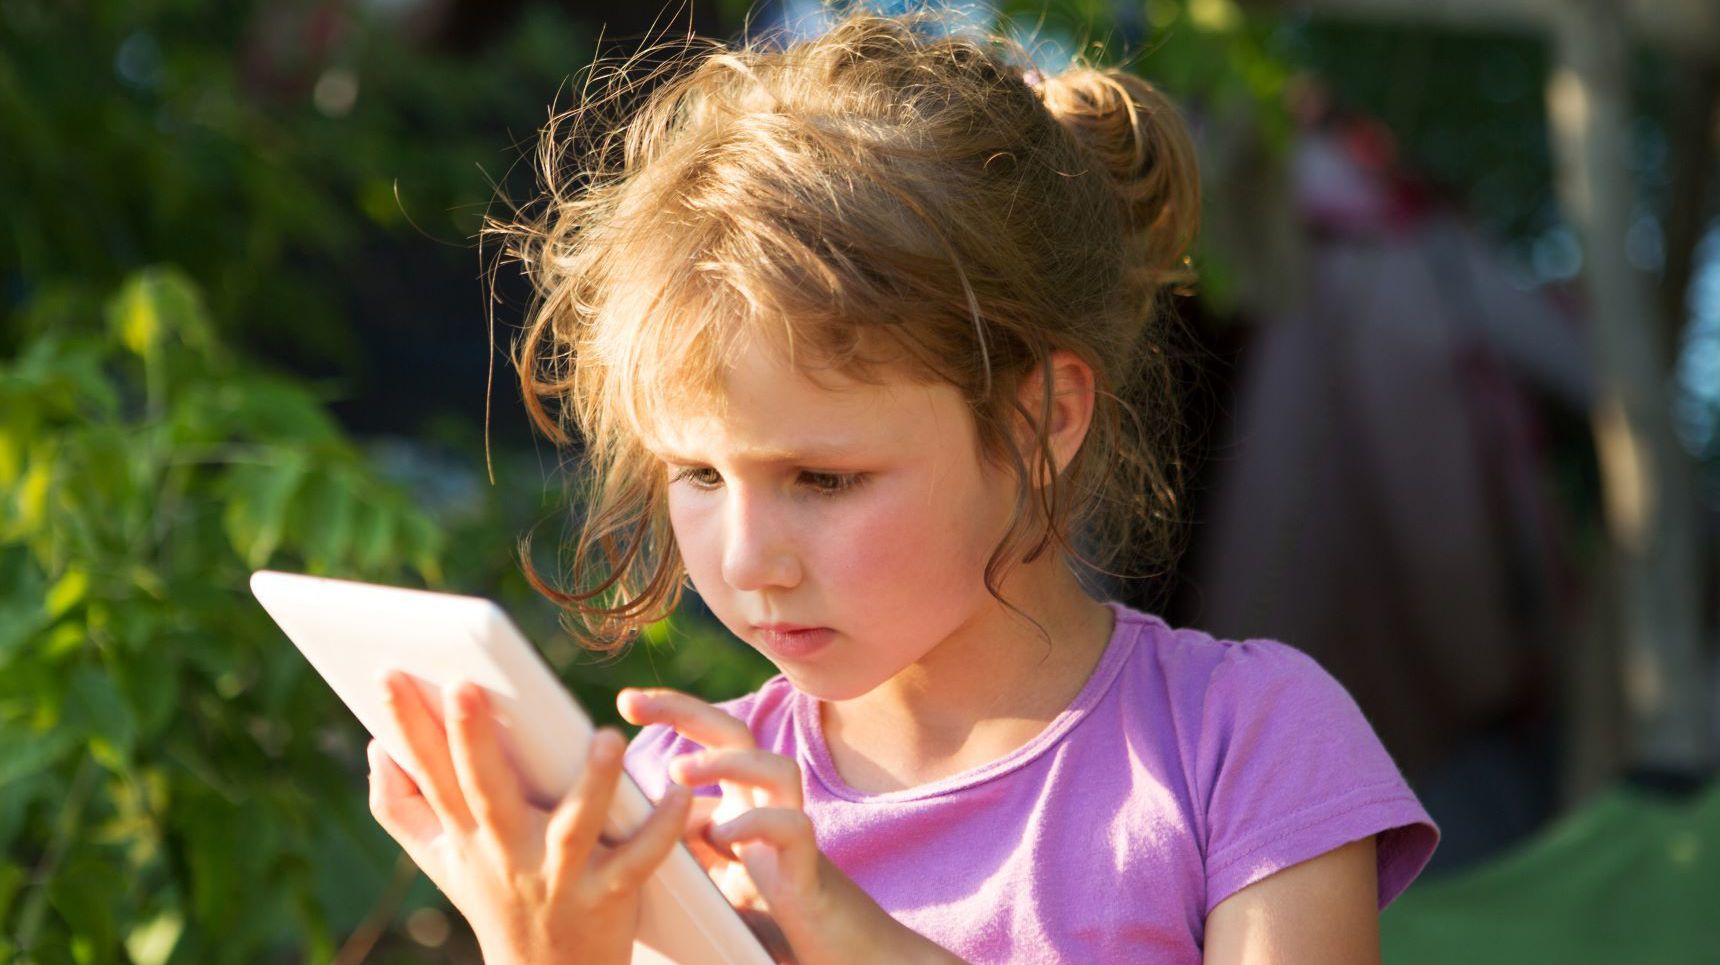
3, 0, 1717, 961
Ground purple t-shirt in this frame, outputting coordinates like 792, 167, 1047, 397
626, 602, 1439, 963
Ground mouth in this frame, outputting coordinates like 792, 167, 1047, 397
751, 624, 835, 661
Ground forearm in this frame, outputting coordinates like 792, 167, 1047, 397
780, 858, 968, 965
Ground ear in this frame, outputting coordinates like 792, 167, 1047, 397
1014, 348, 1097, 486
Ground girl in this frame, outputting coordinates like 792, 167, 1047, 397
367, 9, 1439, 963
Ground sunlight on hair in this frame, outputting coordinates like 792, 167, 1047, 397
488, 7, 1201, 649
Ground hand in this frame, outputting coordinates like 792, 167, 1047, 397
368, 671, 693, 965
618, 688, 965, 965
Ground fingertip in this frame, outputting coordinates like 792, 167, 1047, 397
590, 727, 625, 762
443, 680, 478, 716
615, 688, 645, 722
666, 752, 700, 785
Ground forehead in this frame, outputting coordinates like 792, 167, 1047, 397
641, 336, 973, 462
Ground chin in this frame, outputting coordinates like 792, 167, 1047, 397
779, 668, 880, 703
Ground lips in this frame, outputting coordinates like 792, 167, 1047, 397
752, 624, 835, 661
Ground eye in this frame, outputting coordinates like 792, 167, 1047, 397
669, 466, 866, 497
799, 471, 866, 496
670, 466, 723, 489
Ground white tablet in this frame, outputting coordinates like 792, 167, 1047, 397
249, 570, 773, 965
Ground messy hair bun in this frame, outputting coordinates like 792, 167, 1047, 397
499, 11, 1202, 647
1038, 68, 1200, 299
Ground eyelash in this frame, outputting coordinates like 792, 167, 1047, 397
669, 467, 867, 497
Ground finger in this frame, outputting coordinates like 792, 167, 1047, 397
709, 807, 821, 912
680, 795, 729, 875
545, 728, 626, 878
708, 806, 817, 859
669, 749, 804, 809
444, 682, 525, 843
592, 783, 693, 896
369, 737, 421, 799
617, 688, 755, 750
684, 794, 722, 835
683, 825, 731, 877
381, 671, 475, 833
367, 740, 442, 852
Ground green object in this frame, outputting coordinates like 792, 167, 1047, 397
0, 265, 776, 962
1383, 782, 1720, 964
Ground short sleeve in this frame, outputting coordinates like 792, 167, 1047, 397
623, 722, 690, 801
1196, 640, 1439, 915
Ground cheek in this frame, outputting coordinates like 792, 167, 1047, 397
666, 493, 721, 583
821, 476, 1001, 599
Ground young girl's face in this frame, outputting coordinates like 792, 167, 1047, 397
647, 337, 1018, 701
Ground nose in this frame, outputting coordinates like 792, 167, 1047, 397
720, 488, 802, 592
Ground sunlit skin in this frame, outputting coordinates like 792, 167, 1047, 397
364, 338, 1384, 962
645, 337, 1116, 791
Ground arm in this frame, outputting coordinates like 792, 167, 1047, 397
1202, 836, 1381, 965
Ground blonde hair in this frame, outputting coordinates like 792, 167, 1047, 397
493, 10, 1199, 650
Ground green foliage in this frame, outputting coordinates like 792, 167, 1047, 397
0, 0, 589, 370
0, 3, 782, 956
0, 266, 775, 962
0, 267, 445, 963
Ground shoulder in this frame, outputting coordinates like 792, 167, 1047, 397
1105, 603, 1439, 914
622, 674, 800, 798
1111, 603, 1345, 725
1112, 603, 1368, 735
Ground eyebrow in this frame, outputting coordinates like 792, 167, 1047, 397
648, 443, 871, 466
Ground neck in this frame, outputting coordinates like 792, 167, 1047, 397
819, 557, 1115, 789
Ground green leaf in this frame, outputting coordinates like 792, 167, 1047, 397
0, 599, 51, 669
9, 457, 55, 539
0, 861, 25, 926
0, 768, 51, 857
64, 666, 136, 768
221, 453, 309, 569
44, 567, 87, 620
109, 646, 178, 746
218, 379, 342, 445
104, 268, 213, 362
294, 469, 357, 571
47, 853, 123, 963
111, 282, 160, 359
351, 504, 398, 574
177, 788, 283, 945
403, 511, 444, 586
0, 404, 31, 490
0, 722, 77, 786
122, 910, 182, 965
